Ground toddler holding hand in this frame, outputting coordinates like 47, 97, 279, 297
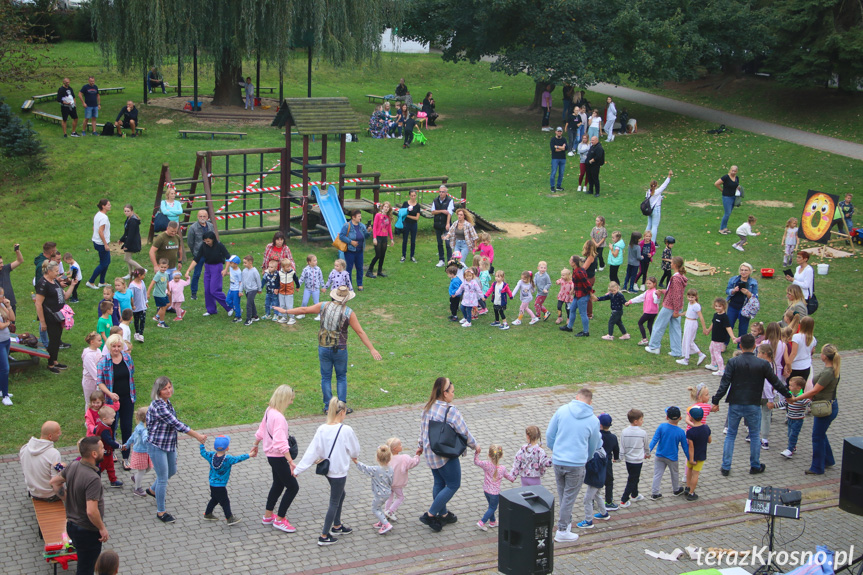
511, 426, 552, 486
384, 437, 420, 522
355, 445, 395, 535
474, 445, 516, 531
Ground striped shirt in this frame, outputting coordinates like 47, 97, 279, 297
146, 398, 190, 452
773, 396, 811, 419
621, 425, 650, 464
417, 401, 476, 470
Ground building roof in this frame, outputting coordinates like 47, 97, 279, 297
271, 97, 357, 135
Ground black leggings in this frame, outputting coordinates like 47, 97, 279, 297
634, 260, 650, 285
609, 265, 621, 286
367, 236, 389, 273
116, 392, 133, 460
323, 476, 346, 535
45, 318, 63, 364
608, 309, 627, 336
658, 269, 672, 288
789, 368, 811, 383
133, 311, 146, 336
638, 313, 657, 339
596, 247, 605, 268
449, 296, 460, 317
557, 300, 570, 318
494, 305, 507, 321
206, 485, 232, 518
266, 456, 300, 517
402, 223, 417, 258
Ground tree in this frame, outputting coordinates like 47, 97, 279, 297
0, 0, 53, 89
687, 0, 774, 77
0, 97, 46, 167
91, 0, 400, 106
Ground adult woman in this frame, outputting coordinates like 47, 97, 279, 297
278, 286, 382, 414
422, 92, 438, 127
588, 109, 601, 140
366, 202, 395, 279
644, 170, 673, 241
34, 261, 77, 374
0, 293, 14, 406
714, 165, 740, 234
725, 262, 758, 338
400, 189, 421, 263
81, 332, 102, 410
185, 231, 231, 316
146, 376, 207, 523
339, 210, 366, 291
582, 240, 597, 319
603, 96, 617, 142
781, 285, 808, 328
445, 208, 478, 261
159, 185, 185, 223
416, 377, 478, 532
576, 133, 590, 192
262, 231, 294, 272
253, 385, 300, 533
118, 204, 144, 278
791, 344, 840, 475
294, 398, 360, 545
785, 251, 814, 303
786, 316, 816, 382
86, 199, 112, 289
97, 334, 135, 469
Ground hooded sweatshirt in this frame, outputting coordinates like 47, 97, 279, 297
19, 437, 62, 499
546, 399, 602, 467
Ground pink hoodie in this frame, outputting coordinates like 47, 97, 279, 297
628, 288, 660, 314
389, 453, 420, 488
254, 407, 292, 457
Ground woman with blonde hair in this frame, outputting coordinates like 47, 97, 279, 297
781, 284, 808, 328
790, 344, 840, 475
445, 208, 478, 261
254, 384, 300, 533
0, 291, 15, 405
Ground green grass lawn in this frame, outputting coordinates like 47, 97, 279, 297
1, 43, 861, 453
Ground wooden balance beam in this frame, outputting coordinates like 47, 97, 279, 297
32, 498, 77, 574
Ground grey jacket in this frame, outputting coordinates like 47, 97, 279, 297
186, 220, 214, 258
355, 461, 393, 498
534, 271, 552, 296
627, 244, 643, 266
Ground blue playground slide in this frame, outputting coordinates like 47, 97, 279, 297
311, 184, 347, 241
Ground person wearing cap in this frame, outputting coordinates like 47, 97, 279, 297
725, 262, 759, 339
199, 435, 253, 525
276, 286, 382, 414
711, 333, 790, 476
226, 255, 243, 322
549, 127, 568, 193
684, 407, 710, 501
598, 414, 620, 510
644, 170, 674, 242
647, 406, 688, 500
431, 186, 455, 267
185, 232, 232, 316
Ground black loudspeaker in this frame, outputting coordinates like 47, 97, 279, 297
499, 486, 554, 575
839, 437, 863, 517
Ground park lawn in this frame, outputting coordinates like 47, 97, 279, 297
1, 43, 861, 453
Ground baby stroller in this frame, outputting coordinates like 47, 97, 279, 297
412, 124, 428, 145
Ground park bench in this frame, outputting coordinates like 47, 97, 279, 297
241, 86, 276, 94
31, 111, 146, 135
30, 87, 123, 107
98, 87, 125, 95
179, 130, 247, 139
32, 498, 77, 575
366, 94, 422, 111
21, 99, 35, 111
32, 93, 58, 103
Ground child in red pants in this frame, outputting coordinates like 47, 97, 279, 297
93, 406, 124, 488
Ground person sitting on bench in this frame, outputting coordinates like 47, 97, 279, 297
19, 421, 64, 502
394, 78, 409, 101
147, 67, 166, 94
114, 101, 139, 137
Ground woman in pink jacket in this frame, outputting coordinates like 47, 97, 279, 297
252, 385, 300, 534
366, 201, 395, 279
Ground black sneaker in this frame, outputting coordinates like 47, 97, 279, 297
157, 512, 176, 523
400, 257, 406, 263
70, 132, 80, 138
411, 257, 417, 263
330, 524, 352, 534
68, 298, 79, 303
650, 493, 662, 501
59, 343, 72, 349
191, 294, 197, 300
318, 534, 338, 546
440, 512, 458, 524
378, 271, 388, 278
720, 468, 730, 476
366, 271, 376, 278
749, 464, 766, 475
685, 492, 699, 501
146, 488, 156, 498
556, 187, 565, 192
54, 363, 69, 370
64, 133, 68, 138
47, 366, 61, 374
559, 326, 573, 332
574, 332, 590, 337
684, 486, 690, 495
449, 316, 459, 322
345, 407, 354, 415
673, 487, 685, 496
419, 513, 442, 532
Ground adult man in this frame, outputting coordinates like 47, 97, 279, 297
185, 210, 214, 299
19, 421, 63, 501
114, 101, 139, 136
431, 186, 454, 267
395, 78, 409, 100
549, 127, 568, 193
56, 78, 80, 138
50, 436, 108, 575
711, 334, 791, 475
585, 136, 605, 197
77, 76, 101, 136
149, 221, 183, 278
604, 96, 617, 142
34, 241, 57, 285
547, 387, 601, 543
0, 243, 24, 314
147, 67, 166, 93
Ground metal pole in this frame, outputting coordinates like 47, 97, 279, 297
177, 46, 182, 97
193, 44, 198, 112
279, 67, 284, 103
307, 46, 312, 98
321, 134, 328, 184
143, 66, 148, 105
256, 51, 261, 100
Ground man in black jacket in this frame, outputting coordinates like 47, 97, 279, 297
585, 136, 605, 197
114, 101, 139, 137
711, 334, 791, 475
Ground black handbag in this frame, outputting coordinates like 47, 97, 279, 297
266, 411, 298, 459
806, 275, 818, 315
315, 424, 343, 476
428, 406, 468, 459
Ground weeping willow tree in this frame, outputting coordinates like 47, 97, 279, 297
91, 0, 400, 106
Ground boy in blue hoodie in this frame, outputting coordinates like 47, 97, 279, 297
447, 265, 462, 322
648, 406, 689, 500
200, 435, 254, 525
577, 444, 608, 528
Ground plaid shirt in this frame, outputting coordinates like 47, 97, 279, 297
146, 398, 190, 452
662, 272, 688, 311
96, 352, 135, 403
417, 401, 477, 470
572, 266, 593, 299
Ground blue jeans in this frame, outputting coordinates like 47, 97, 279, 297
566, 295, 590, 333
227, 290, 241, 319
648, 307, 682, 356
0, 339, 9, 398
429, 457, 461, 516
721, 404, 762, 470
550, 159, 566, 190
623, 264, 639, 292
461, 304, 473, 322
147, 443, 178, 513
401, 223, 417, 259
646, 204, 661, 241
265, 293, 278, 316
482, 492, 500, 523
344, 248, 364, 288
787, 417, 803, 452
726, 304, 749, 339
190, 260, 203, 296
88, 242, 111, 284
720, 196, 736, 231
319, 346, 348, 409
809, 400, 838, 474
578, 125, 586, 143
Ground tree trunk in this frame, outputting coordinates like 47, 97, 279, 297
529, 81, 545, 110
212, 53, 243, 107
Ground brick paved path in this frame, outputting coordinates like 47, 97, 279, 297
3, 352, 860, 574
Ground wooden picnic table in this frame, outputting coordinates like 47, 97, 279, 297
179, 129, 247, 140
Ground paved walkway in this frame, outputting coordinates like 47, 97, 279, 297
592, 83, 863, 161
4, 352, 860, 574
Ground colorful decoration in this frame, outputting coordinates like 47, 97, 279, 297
798, 190, 840, 244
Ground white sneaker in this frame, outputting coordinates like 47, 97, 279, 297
511, 319, 522, 326
780, 449, 793, 458
645, 347, 660, 355
436, 260, 445, 268
462, 322, 472, 327
554, 529, 579, 543
85, 282, 100, 290
632, 494, 645, 502
697, 353, 707, 366
287, 318, 297, 325
272, 315, 281, 321
314, 315, 321, 321
639, 284, 646, 291
228, 309, 234, 317
459, 318, 467, 324
567, 151, 575, 157
278, 317, 288, 323
704, 364, 718, 371
122, 274, 131, 280
723, 427, 728, 434
712, 370, 723, 376
296, 315, 305, 319
734, 244, 745, 252
134, 333, 144, 342
529, 317, 540, 325
597, 267, 604, 272
1, 396, 12, 406
675, 358, 689, 366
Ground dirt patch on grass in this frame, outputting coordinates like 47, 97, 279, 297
373, 308, 396, 323
491, 221, 544, 238
147, 95, 282, 126
688, 201, 717, 208
749, 200, 795, 208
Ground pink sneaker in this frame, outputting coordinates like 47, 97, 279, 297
373, 521, 383, 529
487, 520, 498, 528
262, 515, 275, 525
378, 522, 393, 534
273, 518, 296, 533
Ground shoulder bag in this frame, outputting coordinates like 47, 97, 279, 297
806, 273, 818, 315
315, 424, 343, 476
810, 399, 832, 417
153, 212, 169, 233
266, 410, 298, 460
332, 224, 348, 252
428, 406, 468, 459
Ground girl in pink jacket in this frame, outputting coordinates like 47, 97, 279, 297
166, 273, 190, 320
384, 437, 420, 521
625, 276, 661, 346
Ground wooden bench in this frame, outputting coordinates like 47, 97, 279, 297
366, 94, 422, 111
98, 86, 125, 95
241, 86, 276, 94
21, 99, 35, 111
179, 130, 246, 140
32, 498, 77, 574
32, 111, 146, 135
32, 93, 58, 103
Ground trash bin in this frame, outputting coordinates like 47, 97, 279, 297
498, 485, 555, 575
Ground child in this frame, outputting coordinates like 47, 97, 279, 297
97, 301, 113, 349
113, 278, 133, 316
781, 218, 799, 267
634, 230, 656, 290
623, 231, 643, 293
384, 437, 420, 522
446, 266, 462, 322
591, 216, 608, 270
324, 258, 352, 291
146, 259, 170, 329
276, 258, 300, 325
485, 270, 513, 330
597, 281, 629, 341
686, 383, 713, 430
732, 215, 760, 251
244, 76, 254, 110
658, 236, 675, 289
512, 271, 538, 326
85, 391, 105, 437
598, 414, 620, 510
474, 233, 494, 270
227, 255, 243, 323
677, 288, 708, 366
119, 309, 133, 349
619, 409, 650, 507
447, 253, 467, 280
534, 261, 552, 320
607, 231, 625, 286
555, 268, 574, 324
63, 252, 82, 303
648, 406, 689, 499
241, 255, 262, 326
93, 406, 124, 487
624, 276, 659, 345
684, 407, 711, 501
129, 268, 147, 342
124, 406, 152, 496
166, 272, 189, 321
97, 285, 121, 326
750, 321, 765, 346
769, 376, 810, 459
703, 298, 739, 375
478, 258, 492, 314
355, 445, 395, 534
838, 193, 855, 233
578, 444, 609, 528
262, 260, 280, 321
511, 426, 552, 487
299, 254, 325, 319
402, 112, 416, 148
453, 268, 484, 327
474, 445, 516, 531
755, 343, 776, 450
94, 550, 119, 575
200, 435, 252, 525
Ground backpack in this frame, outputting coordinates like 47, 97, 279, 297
153, 212, 169, 233
741, 294, 760, 319
101, 122, 115, 136
640, 196, 654, 216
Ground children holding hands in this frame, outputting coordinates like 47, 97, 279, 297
677, 289, 708, 366
384, 437, 420, 521
240, 255, 262, 326
485, 270, 513, 330
596, 282, 629, 340
648, 406, 689, 500
354, 445, 395, 534
512, 271, 538, 326
474, 445, 516, 531
534, 261, 552, 320
453, 268, 484, 327
619, 409, 649, 507
200, 435, 254, 525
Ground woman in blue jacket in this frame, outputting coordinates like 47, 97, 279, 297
339, 210, 366, 291
725, 262, 758, 338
